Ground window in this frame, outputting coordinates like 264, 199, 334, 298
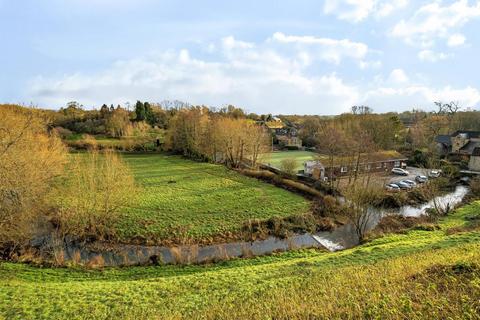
394, 161, 400, 167
383, 162, 387, 168
341, 166, 347, 173
376, 162, 382, 169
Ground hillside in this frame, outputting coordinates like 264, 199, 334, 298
1, 201, 479, 319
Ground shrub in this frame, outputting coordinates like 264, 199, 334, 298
52, 150, 138, 241
0, 105, 67, 250
311, 195, 342, 218
280, 158, 297, 176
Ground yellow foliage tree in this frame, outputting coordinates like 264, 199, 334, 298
0, 105, 66, 245
53, 150, 137, 240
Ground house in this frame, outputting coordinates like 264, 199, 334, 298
469, 147, 480, 172
303, 151, 408, 180
264, 119, 302, 149
436, 131, 480, 171
304, 160, 325, 179
276, 135, 302, 148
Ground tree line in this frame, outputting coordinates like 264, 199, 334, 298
164, 106, 270, 168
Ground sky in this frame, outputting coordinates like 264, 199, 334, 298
1, 0, 480, 114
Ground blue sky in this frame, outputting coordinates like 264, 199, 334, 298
1, 0, 479, 114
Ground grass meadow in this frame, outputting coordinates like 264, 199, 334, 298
1, 201, 479, 319
263, 150, 317, 171
115, 154, 310, 243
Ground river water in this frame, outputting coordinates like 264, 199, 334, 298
49, 186, 469, 266
313, 185, 470, 251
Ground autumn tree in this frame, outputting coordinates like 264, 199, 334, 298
0, 105, 66, 247
52, 150, 137, 240
105, 107, 131, 137
165, 108, 269, 167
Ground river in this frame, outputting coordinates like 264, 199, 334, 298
48, 186, 469, 266
313, 185, 470, 251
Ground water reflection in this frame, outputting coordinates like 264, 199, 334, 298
313, 185, 469, 251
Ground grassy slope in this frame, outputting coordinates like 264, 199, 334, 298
1, 202, 479, 319
116, 154, 310, 242
263, 150, 317, 170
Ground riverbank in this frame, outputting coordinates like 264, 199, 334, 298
1, 200, 479, 319
5, 185, 471, 267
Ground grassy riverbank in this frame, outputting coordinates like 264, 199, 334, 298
1, 201, 479, 319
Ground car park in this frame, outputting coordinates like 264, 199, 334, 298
386, 183, 400, 192
429, 170, 441, 178
402, 179, 416, 187
391, 168, 409, 176
396, 181, 412, 189
415, 175, 428, 183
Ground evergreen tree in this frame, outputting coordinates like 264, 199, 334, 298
135, 101, 146, 121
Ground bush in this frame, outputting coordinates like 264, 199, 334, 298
280, 158, 297, 176
51, 150, 138, 241
410, 149, 428, 167
440, 163, 460, 179
0, 105, 67, 249
311, 195, 343, 218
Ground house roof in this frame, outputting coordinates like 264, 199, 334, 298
265, 121, 285, 129
451, 130, 480, 139
460, 141, 480, 155
435, 135, 452, 146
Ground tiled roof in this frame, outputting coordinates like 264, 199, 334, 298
460, 141, 480, 155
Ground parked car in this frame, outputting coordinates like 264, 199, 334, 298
415, 175, 428, 183
429, 170, 442, 178
385, 183, 400, 192
396, 181, 412, 189
391, 168, 409, 176
402, 179, 417, 187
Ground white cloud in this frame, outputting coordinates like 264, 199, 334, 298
418, 50, 451, 62
388, 68, 409, 84
364, 85, 480, 111
447, 33, 466, 46
391, 0, 480, 47
28, 33, 480, 114
270, 32, 369, 64
222, 36, 255, 50
324, 0, 408, 23
359, 60, 382, 69
29, 34, 363, 114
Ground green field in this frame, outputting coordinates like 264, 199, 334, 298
115, 154, 310, 243
263, 150, 318, 171
1, 201, 479, 319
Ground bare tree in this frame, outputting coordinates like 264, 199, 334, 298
316, 124, 348, 186
434, 101, 460, 134
344, 183, 382, 242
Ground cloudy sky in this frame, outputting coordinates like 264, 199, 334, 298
1, 0, 480, 114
